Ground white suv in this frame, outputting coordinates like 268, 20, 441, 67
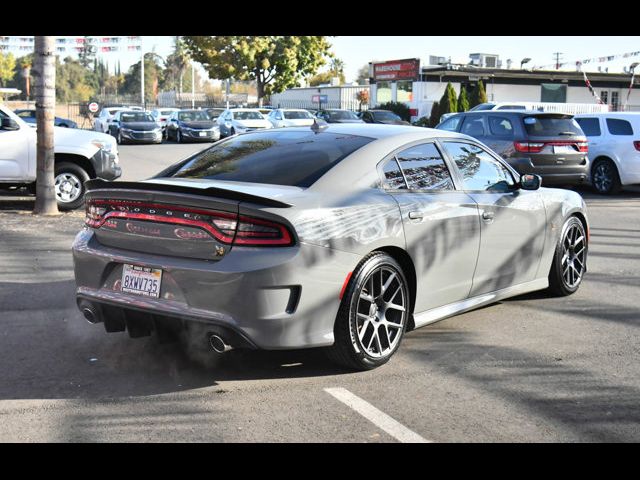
574, 112, 640, 194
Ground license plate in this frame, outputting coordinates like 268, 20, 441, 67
121, 264, 162, 298
199, 131, 207, 137
553, 145, 574, 154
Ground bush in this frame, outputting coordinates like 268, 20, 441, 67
428, 101, 440, 127
375, 101, 411, 121
413, 116, 430, 127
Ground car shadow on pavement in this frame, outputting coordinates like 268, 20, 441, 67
402, 326, 640, 442
0, 276, 350, 401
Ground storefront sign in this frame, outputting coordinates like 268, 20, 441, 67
373, 59, 420, 82
312, 94, 328, 103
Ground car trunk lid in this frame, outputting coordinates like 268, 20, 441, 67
84, 179, 295, 260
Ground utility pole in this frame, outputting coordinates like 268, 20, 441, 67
33, 36, 58, 216
553, 52, 563, 70
141, 49, 145, 108
191, 61, 195, 109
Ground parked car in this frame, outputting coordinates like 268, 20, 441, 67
73, 124, 588, 370
166, 109, 220, 143
216, 108, 273, 137
257, 107, 273, 118
267, 108, 316, 128
360, 109, 410, 125
205, 108, 225, 121
469, 102, 610, 114
436, 111, 590, 186
14, 109, 78, 129
315, 109, 365, 124
574, 112, 640, 194
109, 110, 163, 145
0, 104, 121, 210
93, 106, 127, 133
151, 108, 179, 139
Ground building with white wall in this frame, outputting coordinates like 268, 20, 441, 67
369, 62, 640, 121
270, 85, 370, 111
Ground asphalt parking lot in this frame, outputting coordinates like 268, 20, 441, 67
0, 141, 639, 442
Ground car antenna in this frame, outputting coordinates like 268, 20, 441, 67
311, 118, 328, 133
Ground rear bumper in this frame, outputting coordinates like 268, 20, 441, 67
506, 157, 589, 185
72, 229, 361, 349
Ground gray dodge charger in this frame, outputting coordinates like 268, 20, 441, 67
72, 123, 589, 370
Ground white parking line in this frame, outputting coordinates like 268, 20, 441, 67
324, 387, 431, 443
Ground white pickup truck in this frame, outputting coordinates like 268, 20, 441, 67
0, 104, 121, 210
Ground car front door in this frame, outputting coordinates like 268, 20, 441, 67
440, 140, 546, 296
380, 141, 481, 313
0, 109, 33, 181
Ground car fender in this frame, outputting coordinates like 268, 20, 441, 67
536, 187, 589, 279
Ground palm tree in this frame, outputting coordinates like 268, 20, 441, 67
33, 36, 58, 215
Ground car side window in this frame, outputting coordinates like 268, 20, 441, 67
575, 117, 601, 136
460, 116, 486, 137
488, 116, 514, 138
275, 112, 282, 120
438, 115, 462, 132
381, 158, 407, 190
442, 142, 515, 192
395, 143, 455, 191
606, 118, 633, 135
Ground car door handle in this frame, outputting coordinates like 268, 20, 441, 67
408, 211, 423, 220
482, 211, 495, 222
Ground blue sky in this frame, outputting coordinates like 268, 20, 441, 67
116, 36, 640, 82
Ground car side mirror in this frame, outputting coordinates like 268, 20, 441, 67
1, 117, 20, 131
520, 173, 541, 190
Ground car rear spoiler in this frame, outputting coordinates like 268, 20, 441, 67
84, 179, 293, 208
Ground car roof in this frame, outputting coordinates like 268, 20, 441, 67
264, 123, 465, 141
457, 110, 572, 117
574, 112, 640, 117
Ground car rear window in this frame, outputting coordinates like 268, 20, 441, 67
169, 130, 374, 187
522, 115, 582, 137
283, 111, 313, 120
575, 118, 601, 136
606, 118, 634, 135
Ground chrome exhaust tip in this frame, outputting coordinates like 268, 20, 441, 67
82, 307, 100, 324
209, 334, 232, 353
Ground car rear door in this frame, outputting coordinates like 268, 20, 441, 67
380, 141, 481, 312
440, 140, 546, 296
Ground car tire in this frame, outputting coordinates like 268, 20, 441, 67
54, 162, 90, 211
547, 216, 587, 297
591, 158, 622, 195
230, 127, 235, 136
116, 130, 123, 145
176, 129, 182, 143
326, 251, 410, 371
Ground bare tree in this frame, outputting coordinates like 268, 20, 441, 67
33, 36, 58, 215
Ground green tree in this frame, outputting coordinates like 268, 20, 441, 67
428, 101, 440, 127
122, 53, 165, 103
182, 36, 332, 105
0, 52, 16, 87
356, 64, 370, 85
438, 82, 458, 116
163, 37, 191, 94
457, 87, 470, 112
469, 80, 487, 108
308, 71, 334, 86
55, 57, 97, 102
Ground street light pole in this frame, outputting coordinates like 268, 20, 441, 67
520, 57, 531, 70
140, 48, 145, 109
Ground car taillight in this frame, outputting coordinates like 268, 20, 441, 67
233, 215, 293, 246
514, 141, 545, 153
634, 141, 640, 152
577, 142, 589, 153
85, 200, 293, 247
